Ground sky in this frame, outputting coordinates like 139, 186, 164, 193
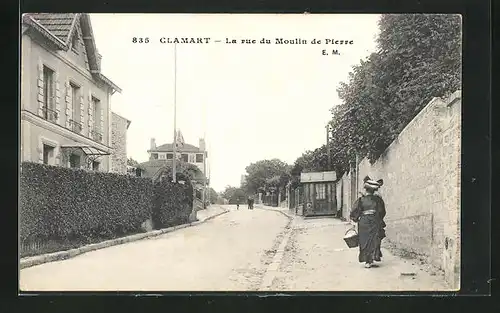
90, 14, 381, 192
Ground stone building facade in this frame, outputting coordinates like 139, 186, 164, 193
110, 112, 131, 174
21, 13, 121, 172
336, 90, 461, 289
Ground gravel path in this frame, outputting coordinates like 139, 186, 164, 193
269, 217, 450, 291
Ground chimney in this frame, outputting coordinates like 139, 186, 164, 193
150, 138, 156, 150
199, 138, 206, 151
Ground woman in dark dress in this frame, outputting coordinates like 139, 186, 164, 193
350, 176, 386, 268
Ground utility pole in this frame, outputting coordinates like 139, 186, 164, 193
202, 139, 207, 209
326, 124, 331, 171
172, 43, 177, 183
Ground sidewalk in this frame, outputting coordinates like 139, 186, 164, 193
254, 208, 451, 291
196, 205, 228, 222
255, 204, 295, 218
21, 205, 229, 269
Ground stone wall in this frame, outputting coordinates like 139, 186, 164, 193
338, 90, 461, 289
111, 112, 129, 174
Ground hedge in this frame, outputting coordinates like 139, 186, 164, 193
19, 162, 154, 251
20, 162, 198, 257
152, 179, 193, 229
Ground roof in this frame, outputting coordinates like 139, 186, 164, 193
112, 112, 132, 129
22, 13, 122, 93
60, 143, 110, 156
137, 159, 205, 181
29, 13, 76, 42
137, 159, 173, 178
150, 143, 201, 153
300, 171, 337, 183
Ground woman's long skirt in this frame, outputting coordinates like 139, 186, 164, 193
358, 215, 383, 263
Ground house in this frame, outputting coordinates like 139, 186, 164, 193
21, 13, 121, 172
147, 137, 208, 178
138, 137, 209, 210
110, 112, 131, 174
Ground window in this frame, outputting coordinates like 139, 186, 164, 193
159, 153, 166, 159
69, 154, 81, 168
70, 83, 82, 133
188, 154, 195, 163
92, 97, 101, 128
92, 161, 100, 171
181, 154, 188, 162
42, 144, 55, 165
91, 97, 102, 141
166, 153, 173, 159
43, 66, 55, 121
196, 153, 204, 163
315, 184, 326, 200
151, 153, 158, 160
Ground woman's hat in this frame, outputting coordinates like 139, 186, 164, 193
363, 176, 384, 190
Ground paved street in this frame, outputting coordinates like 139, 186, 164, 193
20, 205, 449, 291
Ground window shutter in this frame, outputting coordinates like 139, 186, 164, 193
79, 94, 85, 132
54, 72, 61, 124
88, 90, 93, 137
65, 81, 71, 128
37, 59, 44, 116
100, 106, 104, 141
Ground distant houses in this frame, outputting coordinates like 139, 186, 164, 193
136, 136, 210, 208
146, 137, 208, 177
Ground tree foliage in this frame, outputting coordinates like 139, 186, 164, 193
159, 161, 205, 182
208, 187, 218, 204
221, 185, 247, 204
290, 145, 334, 188
243, 159, 291, 194
330, 14, 461, 167
127, 158, 139, 167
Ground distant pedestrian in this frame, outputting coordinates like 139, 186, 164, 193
236, 203, 239, 210
250, 198, 254, 210
349, 176, 386, 268
247, 196, 254, 210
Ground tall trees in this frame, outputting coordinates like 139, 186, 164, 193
221, 186, 247, 204
243, 159, 290, 194
331, 14, 461, 165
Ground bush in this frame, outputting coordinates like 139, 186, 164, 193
19, 162, 154, 247
152, 179, 193, 229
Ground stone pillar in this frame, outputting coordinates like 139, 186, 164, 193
286, 185, 291, 209
189, 188, 198, 222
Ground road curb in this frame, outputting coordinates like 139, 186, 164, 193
20, 208, 230, 270
255, 205, 295, 220
259, 217, 294, 291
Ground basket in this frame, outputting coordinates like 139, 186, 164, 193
343, 226, 359, 248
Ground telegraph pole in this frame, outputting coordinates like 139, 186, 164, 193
172, 43, 177, 183
326, 124, 331, 170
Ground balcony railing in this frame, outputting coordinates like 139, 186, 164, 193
91, 127, 103, 142
69, 119, 83, 134
43, 108, 58, 123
